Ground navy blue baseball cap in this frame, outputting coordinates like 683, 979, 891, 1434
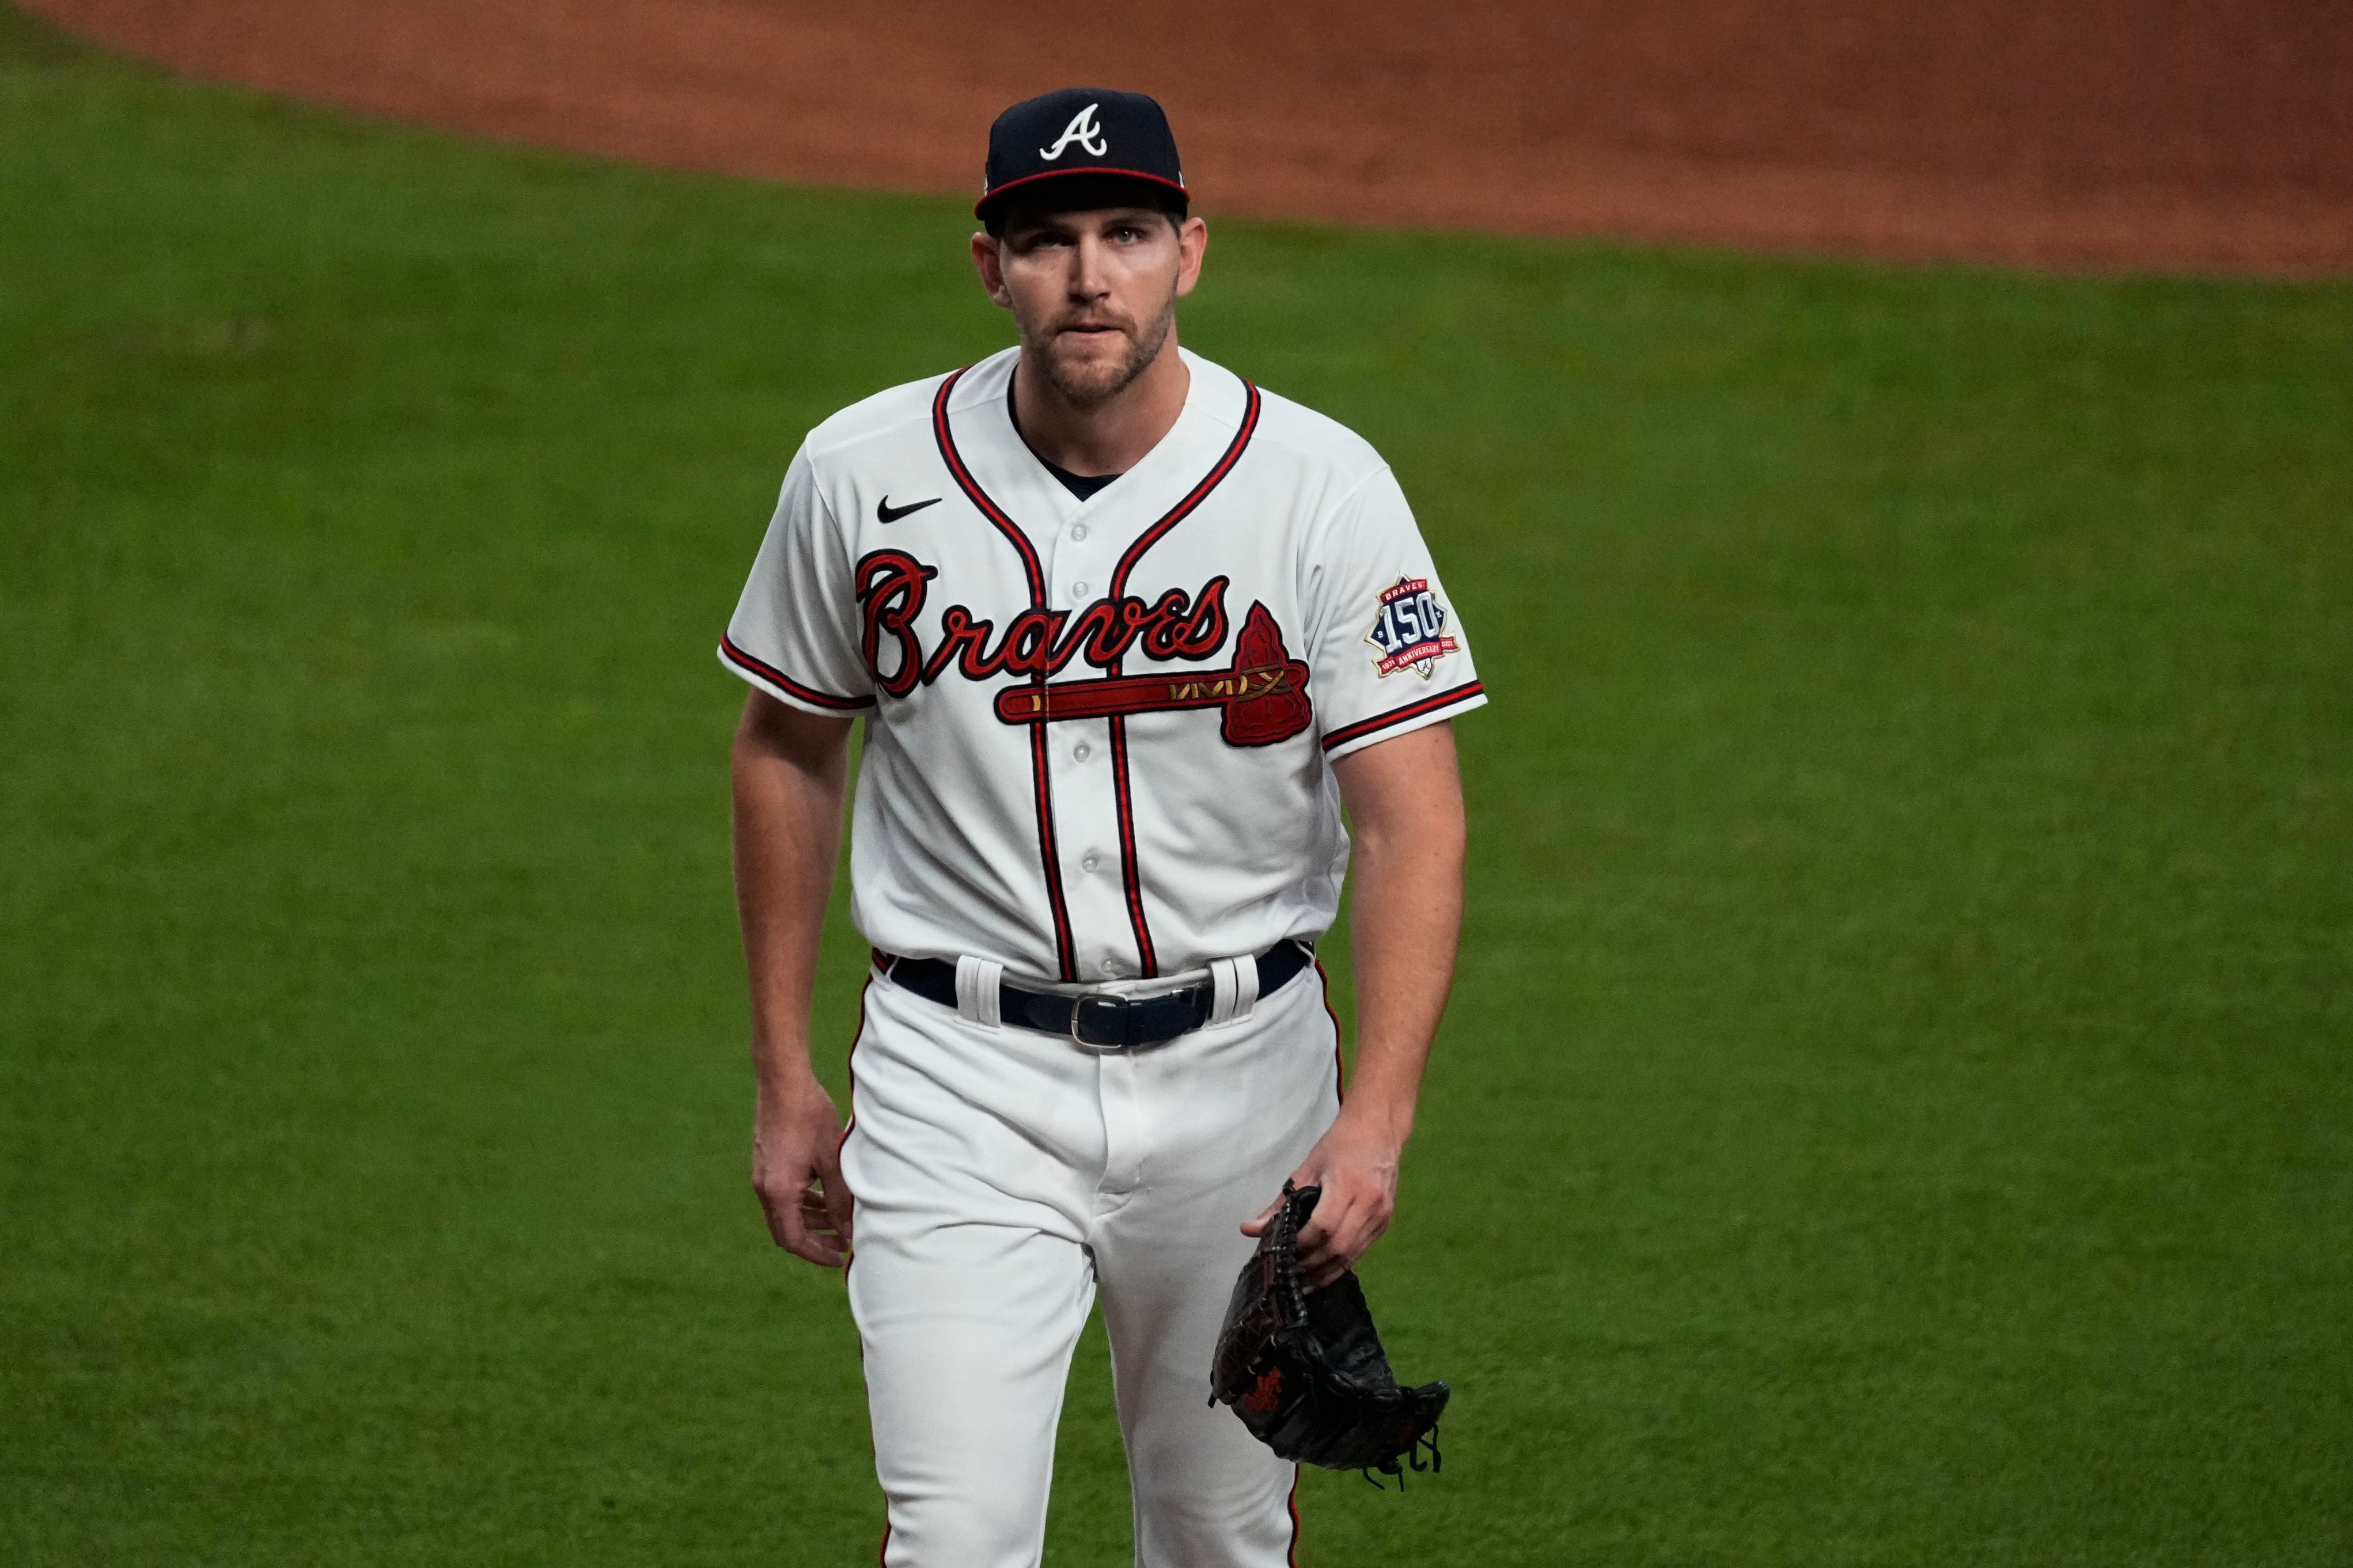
976, 88, 1187, 223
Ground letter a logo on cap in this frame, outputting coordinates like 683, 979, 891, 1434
1039, 102, 1108, 161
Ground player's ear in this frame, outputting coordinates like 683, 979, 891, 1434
1173, 215, 1208, 299
971, 231, 1014, 310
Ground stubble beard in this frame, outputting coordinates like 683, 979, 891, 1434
1032, 295, 1176, 411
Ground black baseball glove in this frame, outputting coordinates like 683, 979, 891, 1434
1208, 1181, 1448, 1483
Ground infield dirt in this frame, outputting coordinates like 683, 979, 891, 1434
24, 0, 2353, 275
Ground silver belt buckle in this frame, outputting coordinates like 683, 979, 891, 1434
1068, 992, 1130, 1051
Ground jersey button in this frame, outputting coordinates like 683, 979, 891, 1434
1074, 741, 1092, 761
1071, 580, 1090, 598
1071, 523, 1089, 541
1081, 853, 1101, 873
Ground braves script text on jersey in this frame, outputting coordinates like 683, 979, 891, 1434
721, 345, 1483, 1566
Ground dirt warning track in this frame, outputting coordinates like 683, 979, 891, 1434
26, 0, 2353, 275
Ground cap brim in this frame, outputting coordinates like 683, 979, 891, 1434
975, 168, 1189, 221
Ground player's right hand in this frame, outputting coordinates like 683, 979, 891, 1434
752, 1072, 855, 1267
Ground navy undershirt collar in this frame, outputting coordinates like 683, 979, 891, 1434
1008, 379, 1124, 501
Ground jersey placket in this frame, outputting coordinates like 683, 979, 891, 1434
931, 356, 1266, 988
1092, 380, 1262, 984
1038, 507, 1135, 982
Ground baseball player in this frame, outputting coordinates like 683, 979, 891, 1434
723, 87, 1483, 1566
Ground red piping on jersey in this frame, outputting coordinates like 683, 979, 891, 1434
721, 633, 876, 711
1286, 1465, 1302, 1566
1105, 717, 1150, 969
1101, 379, 1263, 978
1318, 679, 1483, 753
933, 367, 1079, 982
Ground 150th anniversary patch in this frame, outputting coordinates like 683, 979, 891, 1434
1365, 576, 1459, 678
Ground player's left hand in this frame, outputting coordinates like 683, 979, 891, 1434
1242, 1106, 1403, 1289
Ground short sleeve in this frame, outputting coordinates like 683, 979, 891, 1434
1303, 466, 1487, 761
718, 445, 877, 715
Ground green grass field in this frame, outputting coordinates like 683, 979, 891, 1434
5, 6, 2351, 1563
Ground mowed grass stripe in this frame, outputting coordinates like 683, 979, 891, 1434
4, 6, 2350, 1565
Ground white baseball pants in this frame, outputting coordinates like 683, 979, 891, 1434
840, 956, 1344, 1568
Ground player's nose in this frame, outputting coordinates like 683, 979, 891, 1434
1068, 233, 1112, 297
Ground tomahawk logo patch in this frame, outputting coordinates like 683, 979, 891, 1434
1365, 576, 1458, 678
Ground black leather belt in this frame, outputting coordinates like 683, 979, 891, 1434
873, 939, 1314, 1050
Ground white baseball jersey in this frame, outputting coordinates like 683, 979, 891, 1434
720, 345, 1484, 986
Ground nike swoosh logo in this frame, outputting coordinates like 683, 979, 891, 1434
877, 495, 942, 523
